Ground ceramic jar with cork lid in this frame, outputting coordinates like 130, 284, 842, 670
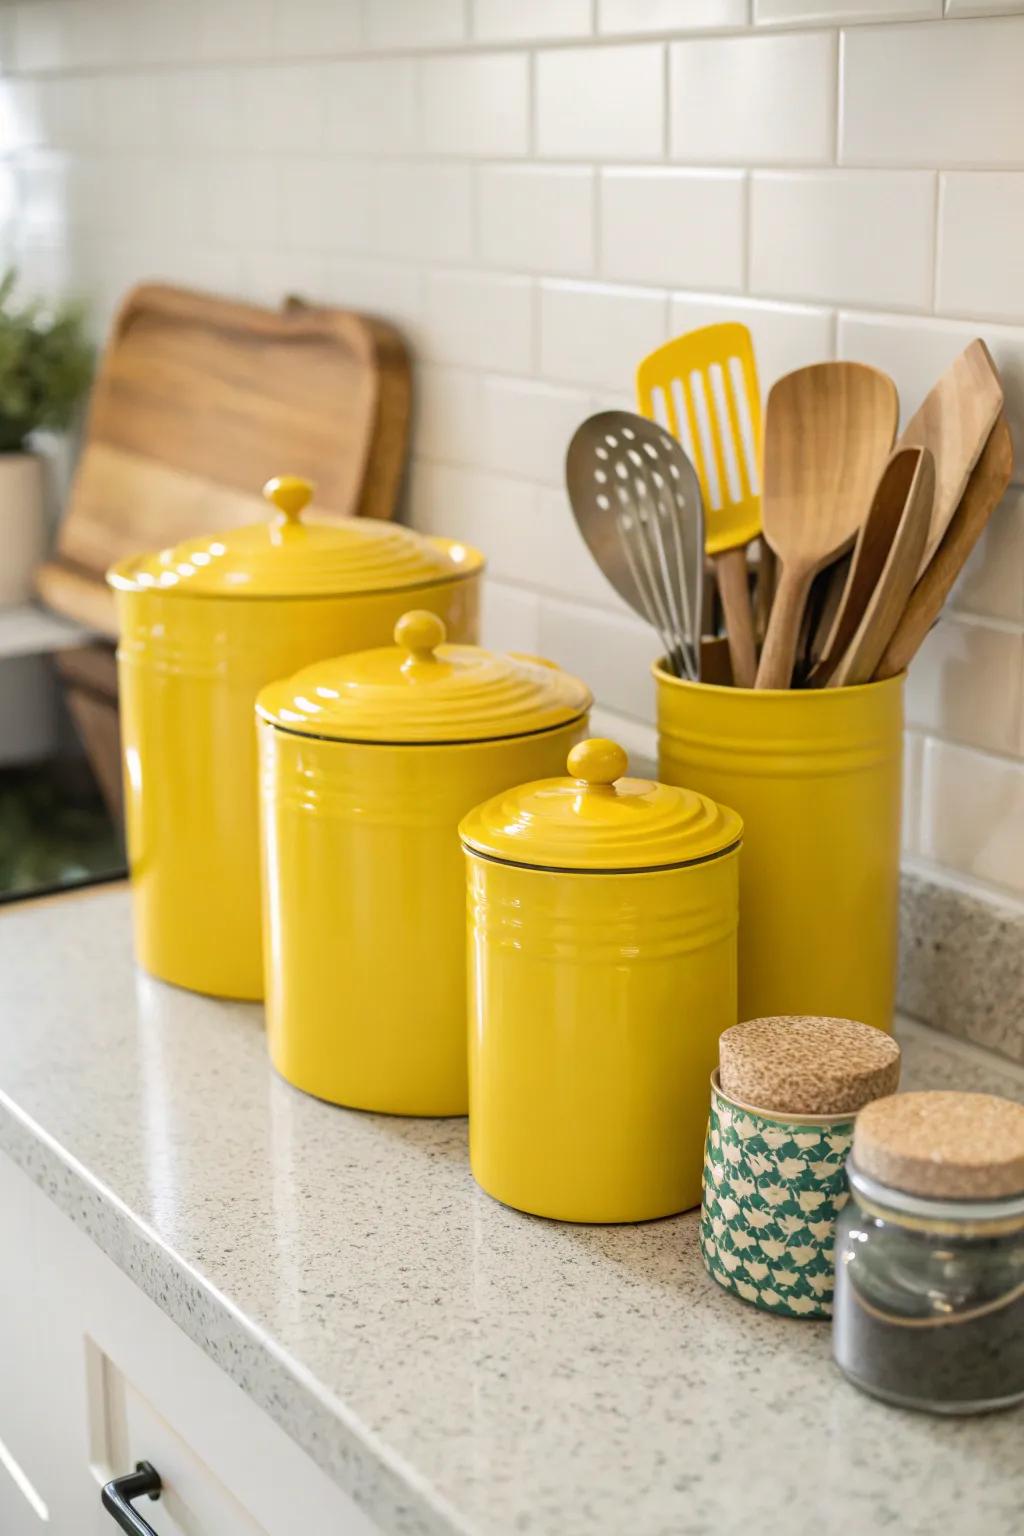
701, 1015, 901, 1317
834, 1091, 1024, 1414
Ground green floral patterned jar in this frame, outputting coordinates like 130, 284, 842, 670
700, 1016, 901, 1319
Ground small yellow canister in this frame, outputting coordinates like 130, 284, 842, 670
655, 669, 903, 1033
460, 738, 742, 1223
256, 611, 591, 1116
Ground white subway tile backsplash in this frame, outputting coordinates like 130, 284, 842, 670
756, 0, 939, 20
669, 291, 835, 391
904, 616, 1023, 757
419, 54, 530, 159
937, 174, 1024, 323
481, 580, 543, 657
413, 365, 484, 464
600, 168, 745, 291
837, 311, 1024, 484
750, 171, 935, 310
919, 739, 1024, 897
473, 0, 594, 41
841, 18, 1024, 166
323, 60, 418, 156
14, 0, 1024, 907
273, 0, 361, 56
540, 279, 669, 389
670, 32, 835, 164
422, 268, 535, 372
536, 44, 665, 161
479, 165, 595, 276
281, 159, 374, 254
538, 597, 660, 723
598, 0, 749, 31
373, 163, 474, 262
480, 376, 592, 484
951, 487, 1024, 624
362, 0, 467, 50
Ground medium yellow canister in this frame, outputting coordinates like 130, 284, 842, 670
109, 477, 483, 1001
460, 739, 742, 1223
655, 669, 903, 1032
256, 611, 591, 1116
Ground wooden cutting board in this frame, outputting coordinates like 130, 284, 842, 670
36, 283, 411, 637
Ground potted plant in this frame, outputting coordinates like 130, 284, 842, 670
0, 270, 92, 606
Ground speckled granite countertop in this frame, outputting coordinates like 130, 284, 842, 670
0, 886, 1021, 1536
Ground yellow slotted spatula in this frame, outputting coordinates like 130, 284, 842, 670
637, 323, 761, 686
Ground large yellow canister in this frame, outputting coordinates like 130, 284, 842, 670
460, 738, 742, 1222
108, 478, 483, 1001
256, 610, 591, 1116
655, 668, 903, 1032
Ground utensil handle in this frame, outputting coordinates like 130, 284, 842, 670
714, 546, 757, 688
755, 563, 813, 689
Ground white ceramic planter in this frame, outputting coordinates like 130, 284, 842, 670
0, 453, 46, 607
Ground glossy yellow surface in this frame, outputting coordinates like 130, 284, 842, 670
114, 571, 481, 1000
465, 843, 740, 1223
259, 720, 588, 1115
460, 736, 741, 872
109, 477, 483, 599
256, 609, 592, 744
636, 322, 762, 556
655, 668, 903, 1032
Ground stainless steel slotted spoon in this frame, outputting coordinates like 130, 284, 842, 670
566, 410, 705, 679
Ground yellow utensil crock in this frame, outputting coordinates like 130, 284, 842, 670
256, 611, 592, 1116
461, 739, 742, 1222
655, 667, 903, 1032
109, 478, 483, 1000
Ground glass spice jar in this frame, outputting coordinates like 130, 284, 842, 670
833, 1091, 1024, 1415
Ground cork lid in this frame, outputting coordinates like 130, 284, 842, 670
854, 1091, 1024, 1200
718, 1015, 902, 1115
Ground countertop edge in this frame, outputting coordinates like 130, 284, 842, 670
0, 1085, 470, 1536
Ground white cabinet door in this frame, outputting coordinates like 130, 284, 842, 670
1, 1154, 381, 1536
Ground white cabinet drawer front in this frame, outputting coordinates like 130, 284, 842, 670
98, 1350, 267, 1536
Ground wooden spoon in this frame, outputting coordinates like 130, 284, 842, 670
874, 413, 1014, 680
808, 447, 930, 688
827, 446, 934, 688
755, 362, 899, 689
896, 338, 1003, 573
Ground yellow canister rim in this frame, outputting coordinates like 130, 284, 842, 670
652, 660, 907, 698
256, 711, 593, 750
460, 836, 742, 877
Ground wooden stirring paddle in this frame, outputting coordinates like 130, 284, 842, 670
827, 447, 934, 688
896, 339, 1003, 574
808, 446, 932, 688
874, 414, 1014, 680
755, 362, 899, 689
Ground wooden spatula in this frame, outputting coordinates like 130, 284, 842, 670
896, 338, 1003, 573
637, 324, 761, 687
808, 447, 930, 688
874, 413, 1014, 680
826, 446, 934, 689
755, 362, 899, 689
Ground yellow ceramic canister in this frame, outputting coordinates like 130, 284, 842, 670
109, 478, 483, 1001
460, 738, 742, 1223
256, 610, 592, 1116
655, 668, 903, 1033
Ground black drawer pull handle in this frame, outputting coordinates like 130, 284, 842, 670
101, 1461, 162, 1534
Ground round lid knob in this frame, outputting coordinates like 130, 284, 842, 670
263, 475, 314, 524
567, 738, 628, 788
395, 609, 447, 664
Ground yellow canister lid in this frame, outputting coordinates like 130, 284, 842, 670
106, 476, 483, 599
459, 738, 742, 871
255, 609, 592, 744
